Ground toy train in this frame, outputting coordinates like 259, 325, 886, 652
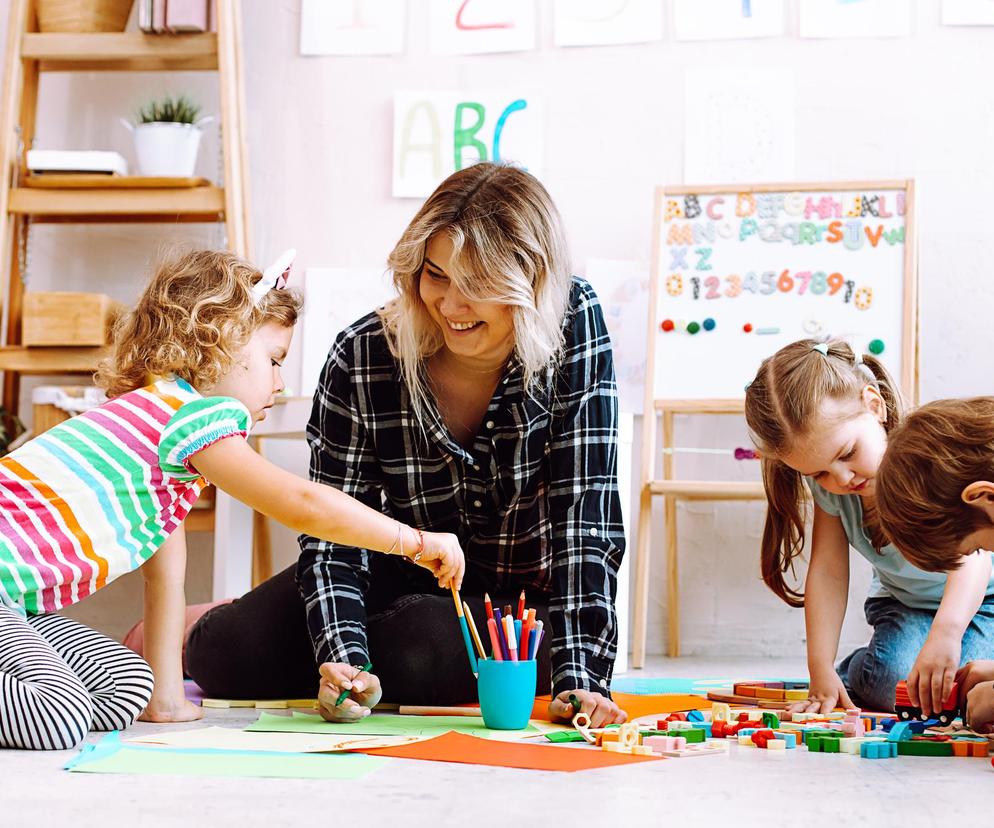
894, 680, 960, 726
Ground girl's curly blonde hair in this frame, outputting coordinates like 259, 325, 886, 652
96, 249, 302, 398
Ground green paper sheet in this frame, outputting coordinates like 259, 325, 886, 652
245, 711, 544, 742
66, 734, 383, 780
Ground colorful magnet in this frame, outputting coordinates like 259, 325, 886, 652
743, 323, 753, 333
702, 318, 716, 331
868, 338, 885, 355
660, 319, 675, 332
687, 321, 701, 335
755, 327, 780, 335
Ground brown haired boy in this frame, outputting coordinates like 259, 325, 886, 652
876, 397, 994, 732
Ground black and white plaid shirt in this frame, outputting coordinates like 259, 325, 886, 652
296, 277, 625, 697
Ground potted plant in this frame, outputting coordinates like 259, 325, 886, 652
120, 95, 213, 177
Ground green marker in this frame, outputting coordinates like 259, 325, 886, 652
336, 661, 373, 706
568, 693, 582, 714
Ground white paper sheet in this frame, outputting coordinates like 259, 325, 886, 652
673, 0, 785, 40
428, 0, 536, 55
552, 0, 664, 47
300, 0, 406, 55
799, 0, 913, 38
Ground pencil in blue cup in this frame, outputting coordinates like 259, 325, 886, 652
450, 585, 478, 677
493, 607, 511, 660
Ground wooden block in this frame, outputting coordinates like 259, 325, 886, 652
659, 744, 726, 759
784, 689, 809, 701
253, 700, 289, 709
23, 292, 125, 346
767, 739, 787, 750
631, 745, 655, 756
755, 687, 787, 700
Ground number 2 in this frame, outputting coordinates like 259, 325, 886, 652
705, 276, 720, 299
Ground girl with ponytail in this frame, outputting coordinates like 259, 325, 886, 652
744, 339, 994, 716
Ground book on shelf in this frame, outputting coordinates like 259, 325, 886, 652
26, 150, 128, 177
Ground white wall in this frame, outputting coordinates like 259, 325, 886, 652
3, 1, 989, 656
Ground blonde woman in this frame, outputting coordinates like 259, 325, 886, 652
185, 163, 628, 728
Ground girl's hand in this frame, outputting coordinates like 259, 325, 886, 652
139, 697, 204, 723
906, 629, 961, 718
412, 531, 465, 590
317, 662, 383, 723
548, 689, 627, 729
788, 670, 854, 715
956, 660, 994, 730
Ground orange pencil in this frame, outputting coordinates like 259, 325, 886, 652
520, 618, 532, 661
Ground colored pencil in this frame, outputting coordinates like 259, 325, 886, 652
493, 608, 510, 660
520, 619, 532, 661
504, 614, 518, 661
530, 623, 544, 660
450, 585, 478, 676
463, 601, 487, 660
484, 592, 494, 621
399, 705, 482, 717
517, 590, 526, 621
503, 604, 512, 619
335, 661, 373, 706
487, 618, 504, 661
514, 618, 522, 647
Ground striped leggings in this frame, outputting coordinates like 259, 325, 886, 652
0, 604, 154, 750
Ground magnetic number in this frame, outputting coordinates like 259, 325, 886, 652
810, 271, 827, 295
704, 276, 721, 299
666, 274, 683, 296
777, 270, 794, 292
760, 271, 777, 295
741, 273, 759, 294
690, 277, 700, 299
827, 273, 844, 295
724, 275, 742, 298
854, 286, 873, 310
795, 271, 811, 295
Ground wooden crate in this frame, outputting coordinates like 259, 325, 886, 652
23, 292, 125, 346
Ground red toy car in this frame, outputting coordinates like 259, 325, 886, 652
894, 680, 960, 726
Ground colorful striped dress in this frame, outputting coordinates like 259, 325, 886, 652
0, 377, 251, 616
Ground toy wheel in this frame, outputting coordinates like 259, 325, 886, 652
898, 710, 910, 721
938, 712, 953, 727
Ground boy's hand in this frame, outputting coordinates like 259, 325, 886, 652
907, 630, 960, 718
139, 697, 204, 723
414, 531, 465, 591
317, 662, 383, 723
548, 689, 626, 729
789, 669, 854, 715
956, 660, 994, 731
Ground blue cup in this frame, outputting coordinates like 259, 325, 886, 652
477, 659, 537, 730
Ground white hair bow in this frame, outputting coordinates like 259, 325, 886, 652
251, 248, 296, 306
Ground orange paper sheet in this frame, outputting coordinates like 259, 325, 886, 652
356, 730, 662, 772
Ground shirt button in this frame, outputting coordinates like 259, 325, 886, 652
589, 528, 599, 537
485, 420, 495, 430
473, 499, 482, 508
599, 679, 608, 689
472, 464, 480, 471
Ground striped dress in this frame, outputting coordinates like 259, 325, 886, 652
0, 377, 251, 617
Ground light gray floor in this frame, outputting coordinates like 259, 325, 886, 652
2, 656, 990, 828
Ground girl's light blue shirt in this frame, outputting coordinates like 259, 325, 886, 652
807, 478, 994, 610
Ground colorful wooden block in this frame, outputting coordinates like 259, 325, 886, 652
767, 739, 787, 750
761, 712, 780, 729
658, 743, 726, 759
860, 741, 898, 759
644, 735, 686, 752
896, 741, 954, 757
951, 740, 989, 758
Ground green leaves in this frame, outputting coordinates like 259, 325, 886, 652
135, 95, 202, 125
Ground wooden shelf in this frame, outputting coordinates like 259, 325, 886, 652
648, 480, 766, 500
0, 346, 107, 374
21, 32, 218, 71
9, 186, 225, 222
185, 507, 215, 533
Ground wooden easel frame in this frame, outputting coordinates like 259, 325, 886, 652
631, 180, 919, 666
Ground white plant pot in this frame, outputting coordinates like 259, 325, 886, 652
125, 120, 207, 177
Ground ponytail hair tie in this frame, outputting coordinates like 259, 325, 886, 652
811, 342, 829, 356
251, 248, 296, 306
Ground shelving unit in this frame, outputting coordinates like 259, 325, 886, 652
0, 0, 251, 412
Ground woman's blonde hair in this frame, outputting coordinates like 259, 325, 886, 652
96, 249, 302, 398
381, 162, 572, 417
876, 397, 994, 572
744, 338, 903, 607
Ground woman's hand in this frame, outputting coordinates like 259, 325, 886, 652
956, 660, 994, 732
906, 628, 961, 718
788, 668, 854, 715
412, 530, 465, 590
548, 689, 626, 729
139, 696, 204, 724
317, 662, 383, 723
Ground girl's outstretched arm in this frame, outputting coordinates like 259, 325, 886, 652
793, 504, 856, 715
190, 436, 464, 589
138, 528, 203, 723
907, 549, 992, 718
